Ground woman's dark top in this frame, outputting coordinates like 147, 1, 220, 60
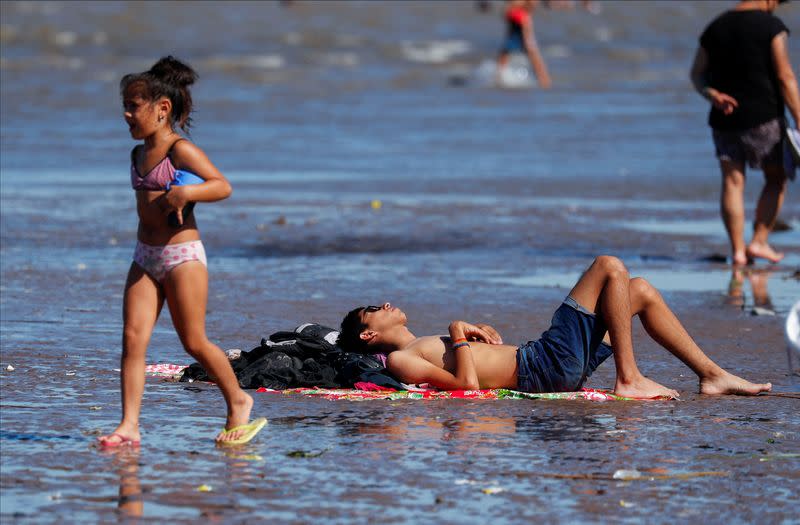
700, 9, 789, 131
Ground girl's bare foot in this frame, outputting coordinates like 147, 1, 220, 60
614, 376, 679, 399
215, 392, 254, 443
746, 242, 784, 264
699, 371, 771, 395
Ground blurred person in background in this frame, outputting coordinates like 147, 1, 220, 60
497, 0, 552, 88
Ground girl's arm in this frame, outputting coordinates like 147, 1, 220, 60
169, 140, 232, 202
164, 141, 232, 224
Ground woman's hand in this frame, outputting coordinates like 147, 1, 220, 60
707, 88, 738, 116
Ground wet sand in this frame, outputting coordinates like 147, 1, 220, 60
2, 263, 798, 522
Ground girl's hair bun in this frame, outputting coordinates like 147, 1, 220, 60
149, 56, 198, 88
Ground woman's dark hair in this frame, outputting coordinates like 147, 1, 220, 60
337, 307, 370, 353
120, 56, 198, 132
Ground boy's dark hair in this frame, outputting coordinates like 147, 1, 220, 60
120, 55, 198, 132
337, 307, 370, 354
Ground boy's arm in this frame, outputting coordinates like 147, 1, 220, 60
386, 350, 479, 391
386, 321, 498, 390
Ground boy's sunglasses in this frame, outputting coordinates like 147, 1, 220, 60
363, 305, 382, 313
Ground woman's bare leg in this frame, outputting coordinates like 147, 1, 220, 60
99, 263, 164, 445
719, 159, 748, 266
628, 277, 771, 395
568, 256, 678, 399
163, 262, 254, 443
746, 163, 786, 263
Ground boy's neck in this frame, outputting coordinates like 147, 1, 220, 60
380, 327, 417, 353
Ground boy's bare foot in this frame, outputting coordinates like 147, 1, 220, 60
614, 376, 679, 399
98, 422, 141, 447
699, 371, 771, 396
746, 242, 784, 264
215, 392, 254, 443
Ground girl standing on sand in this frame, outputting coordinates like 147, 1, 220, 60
98, 56, 265, 447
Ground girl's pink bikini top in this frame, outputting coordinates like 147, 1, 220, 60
130, 139, 184, 191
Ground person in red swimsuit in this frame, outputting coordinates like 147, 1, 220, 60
496, 0, 552, 89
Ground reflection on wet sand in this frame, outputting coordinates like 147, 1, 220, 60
727, 267, 775, 316
341, 413, 518, 456
105, 448, 143, 519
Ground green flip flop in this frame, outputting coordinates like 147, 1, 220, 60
217, 417, 267, 446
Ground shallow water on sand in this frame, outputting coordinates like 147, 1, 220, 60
2, 0, 799, 523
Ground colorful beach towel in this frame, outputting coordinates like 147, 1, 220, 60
145, 363, 188, 378
145, 364, 662, 401
257, 386, 644, 401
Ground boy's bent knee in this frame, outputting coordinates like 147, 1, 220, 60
630, 277, 658, 304
594, 255, 627, 276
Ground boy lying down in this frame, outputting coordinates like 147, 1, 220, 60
338, 256, 771, 398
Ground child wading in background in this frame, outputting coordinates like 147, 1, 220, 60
496, 0, 552, 89
98, 56, 265, 447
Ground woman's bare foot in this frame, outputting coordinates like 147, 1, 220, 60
215, 392, 254, 443
614, 376, 679, 399
746, 242, 784, 264
699, 371, 771, 395
731, 250, 748, 267
98, 422, 141, 447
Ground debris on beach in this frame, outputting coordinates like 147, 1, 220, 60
197, 484, 213, 492
371, 199, 382, 210
757, 453, 800, 462
481, 487, 505, 495
6, 365, 14, 371
512, 470, 729, 481
287, 449, 326, 458
619, 500, 636, 508
612, 469, 642, 480
89, 406, 102, 411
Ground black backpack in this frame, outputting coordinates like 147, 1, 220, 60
180, 323, 403, 390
